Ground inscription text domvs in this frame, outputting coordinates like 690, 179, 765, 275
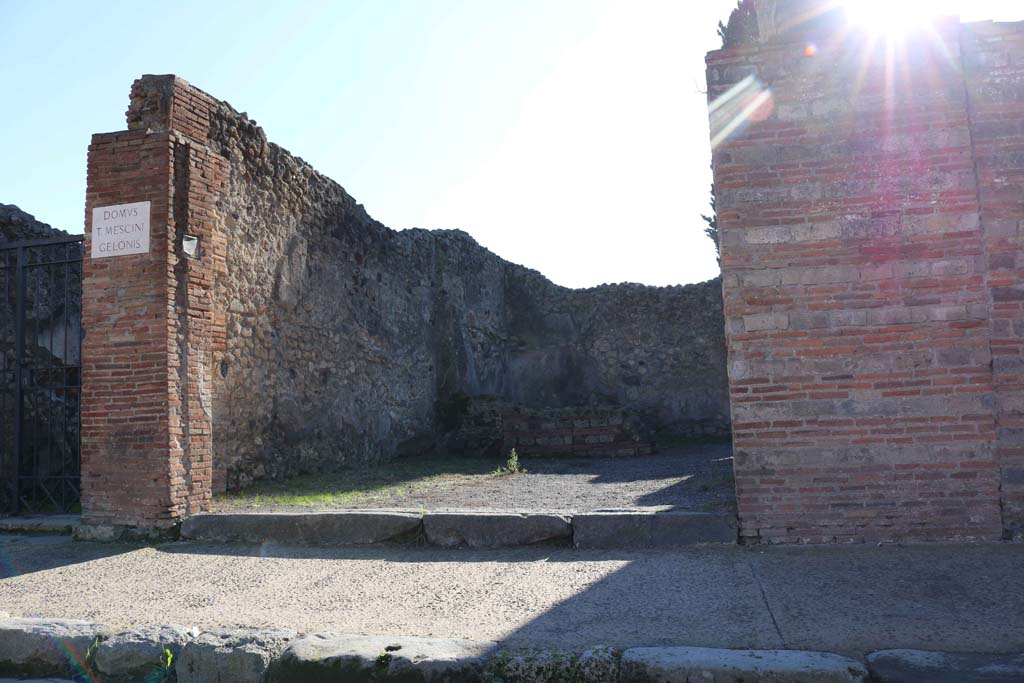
96, 207, 144, 252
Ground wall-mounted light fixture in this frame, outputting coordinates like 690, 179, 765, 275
182, 235, 199, 258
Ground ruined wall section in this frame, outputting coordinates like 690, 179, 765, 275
708, 22, 1006, 543
127, 76, 729, 490
496, 276, 729, 431
0, 205, 71, 243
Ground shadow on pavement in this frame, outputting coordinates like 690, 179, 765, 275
479, 542, 1024, 656
0, 533, 135, 578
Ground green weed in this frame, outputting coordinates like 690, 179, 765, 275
493, 448, 527, 476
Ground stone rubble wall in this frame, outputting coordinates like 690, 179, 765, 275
125, 75, 730, 491
0, 205, 71, 244
439, 396, 658, 458
708, 9, 1024, 542
501, 405, 655, 458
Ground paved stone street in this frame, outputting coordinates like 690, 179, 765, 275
1, 535, 1022, 658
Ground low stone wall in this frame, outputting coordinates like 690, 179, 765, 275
502, 406, 654, 458
120, 75, 730, 492
439, 396, 655, 458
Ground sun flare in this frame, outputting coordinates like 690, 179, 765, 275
843, 0, 944, 36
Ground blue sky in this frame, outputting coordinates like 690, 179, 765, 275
1, 1, 1021, 287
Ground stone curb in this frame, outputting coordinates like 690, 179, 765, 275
267, 633, 493, 682
16, 618, 1019, 683
621, 646, 868, 682
0, 618, 113, 680
573, 511, 737, 549
423, 512, 572, 548
0, 515, 78, 537
180, 510, 737, 549
180, 511, 422, 546
867, 649, 1024, 682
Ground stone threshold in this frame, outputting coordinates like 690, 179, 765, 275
0, 515, 79, 536
166, 509, 738, 549
4, 617, 1021, 682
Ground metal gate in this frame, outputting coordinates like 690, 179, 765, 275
0, 236, 84, 515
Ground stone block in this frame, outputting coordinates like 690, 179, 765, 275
177, 628, 296, 683
572, 512, 736, 549
94, 624, 195, 681
180, 512, 422, 546
579, 646, 622, 683
484, 646, 622, 683
487, 649, 584, 683
866, 649, 1024, 683
620, 646, 868, 683
423, 512, 572, 549
743, 313, 789, 332
267, 633, 491, 683
0, 618, 113, 679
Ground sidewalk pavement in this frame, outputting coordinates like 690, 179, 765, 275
0, 534, 1021, 658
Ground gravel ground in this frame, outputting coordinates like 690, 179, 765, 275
214, 442, 736, 513
2, 536, 1023, 656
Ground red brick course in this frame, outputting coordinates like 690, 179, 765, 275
708, 20, 1024, 542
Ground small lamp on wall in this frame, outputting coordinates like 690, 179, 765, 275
182, 235, 199, 258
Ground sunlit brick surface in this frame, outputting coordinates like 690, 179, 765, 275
81, 77, 226, 530
708, 20, 1024, 543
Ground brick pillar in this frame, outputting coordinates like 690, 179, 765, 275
79, 76, 227, 540
962, 21, 1024, 538
706, 14, 1010, 543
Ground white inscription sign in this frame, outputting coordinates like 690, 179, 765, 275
91, 201, 151, 258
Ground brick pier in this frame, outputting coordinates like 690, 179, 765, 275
708, 11, 1024, 542
79, 77, 227, 539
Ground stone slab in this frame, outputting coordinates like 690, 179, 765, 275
180, 511, 422, 545
268, 633, 493, 683
867, 649, 1024, 683
423, 512, 572, 548
94, 624, 195, 680
176, 627, 296, 683
0, 618, 112, 679
620, 646, 868, 683
487, 647, 622, 683
573, 511, 736, 549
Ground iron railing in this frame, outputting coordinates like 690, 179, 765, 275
0, 235, 84, 515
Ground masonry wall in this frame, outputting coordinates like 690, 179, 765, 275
82, 130, 182, 530
963, 22, 1024, 536
122, 76, 730, 492
708, 16, 1024, 542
